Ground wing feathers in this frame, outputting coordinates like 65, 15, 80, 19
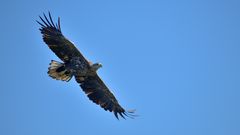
39, 15, 51, 28
78, 75, 135, 119
58, 17, 61, 31
48, 12, 56, 28
44, 13, 53, 27
37, 12, 88, 64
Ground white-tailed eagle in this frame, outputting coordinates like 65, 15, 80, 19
37, 12, 135, 119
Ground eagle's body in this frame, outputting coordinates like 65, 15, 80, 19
37, 12, 135, 119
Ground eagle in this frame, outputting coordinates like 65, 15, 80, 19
37, 12, 135, 119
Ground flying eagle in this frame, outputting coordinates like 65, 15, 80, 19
37, 12, 135, 119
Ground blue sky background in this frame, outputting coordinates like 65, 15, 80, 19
1, 0, 240, 135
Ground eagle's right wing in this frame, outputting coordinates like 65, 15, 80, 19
37, 12, 88, 65
75, 74, 135, 119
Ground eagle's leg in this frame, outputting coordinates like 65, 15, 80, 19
48, 60, 73, 82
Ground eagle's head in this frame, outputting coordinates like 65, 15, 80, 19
91, 63, 102, 71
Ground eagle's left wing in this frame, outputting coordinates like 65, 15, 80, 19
37, 12, 89, 65
75, 74, 135, 119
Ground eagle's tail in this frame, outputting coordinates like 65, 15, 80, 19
48, 60, 73, 82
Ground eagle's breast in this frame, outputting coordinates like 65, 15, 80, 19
66, 57, 89, 76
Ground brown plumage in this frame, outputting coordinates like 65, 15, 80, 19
37, 12, 135, 119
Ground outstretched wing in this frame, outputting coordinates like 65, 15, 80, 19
76, 74, 135, 119
37, 12, 88, 64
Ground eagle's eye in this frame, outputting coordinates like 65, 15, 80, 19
98, 63, 103, 68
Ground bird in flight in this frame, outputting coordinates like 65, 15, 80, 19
37, 12, 135, 119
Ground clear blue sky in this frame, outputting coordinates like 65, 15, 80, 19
1, 0, 240, 135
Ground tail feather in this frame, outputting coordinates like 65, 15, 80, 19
48, 60, 73, 82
